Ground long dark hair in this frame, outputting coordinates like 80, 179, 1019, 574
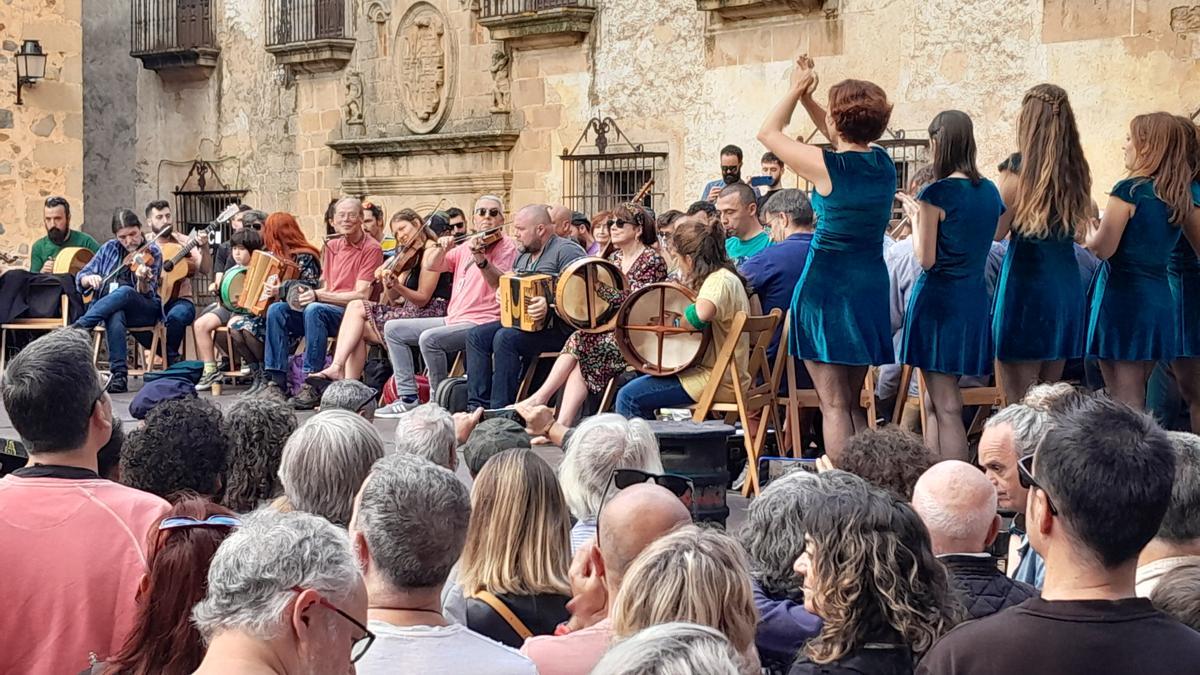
671, 216, 750, 295
101, 495, 238, 675
1013, 84, 1092, 239
111, 208, 142, 235
928, 110, 982, 185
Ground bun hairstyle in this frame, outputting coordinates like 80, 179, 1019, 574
670, 216, 750, 295
1013, 83, 1092, 239
828, 80, 894, 146
1128, 112, 1194, 225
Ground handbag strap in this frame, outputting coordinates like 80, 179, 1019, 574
474, 590, 533, 640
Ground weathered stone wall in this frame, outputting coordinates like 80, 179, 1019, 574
0, 0, 84, 257
82, 0, 137, 241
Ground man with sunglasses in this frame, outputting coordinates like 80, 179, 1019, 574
192, 510, 373, 674
465, 204, 586, 410
446, 206, 468, 237
920, 397, 1200, 674
522, 481, 691, 675
0, 330, 169, 675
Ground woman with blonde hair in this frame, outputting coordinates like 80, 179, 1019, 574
1085, 112, 1199, 408
593, 622, 743, 675
611, 525, 760, 673
992, 84, 1093, 405
458, 448, 572, 648
789, 471, 958, 674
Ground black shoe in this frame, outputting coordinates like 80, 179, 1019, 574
240, 369, 265, 398
106, 373, 128, 394
289, 383, 322, 410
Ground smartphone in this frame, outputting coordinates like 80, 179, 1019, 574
757, 456, 818, 488
749, 175, 775, 188
481, 408, 527, 428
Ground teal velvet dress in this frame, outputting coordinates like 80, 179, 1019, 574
901, 178, 1004, 376
1086, 178, 1181, 361
1168, 182, 1200, 358
992, 222, 1086, 362
789, 147, 896, 365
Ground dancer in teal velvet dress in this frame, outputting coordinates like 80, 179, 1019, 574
895, 111, 1003, 460
991, 84, 1095, 405
1169, 174, 1200, 431
1085, 112, 1195, 409
758, 55, 895, 459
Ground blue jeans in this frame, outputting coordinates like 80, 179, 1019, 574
73, 285, 162, 375
466, 320, 570, 409
264, 301, 345, 376
163, 298, 196, 364
615, 374, 692, 419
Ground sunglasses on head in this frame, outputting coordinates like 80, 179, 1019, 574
476, 207, 502, 217
595, 469, 695, 545
1016, 453, 1058, 516
159, 515, 242, 531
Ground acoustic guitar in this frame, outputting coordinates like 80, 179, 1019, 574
158, 204, 239, 303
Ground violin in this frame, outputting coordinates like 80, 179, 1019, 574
82, 226, 171, 303
437, 225, 505, 250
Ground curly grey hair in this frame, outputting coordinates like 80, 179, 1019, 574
278, 410, 386, 526
192, 509, 360, 642
739, 470, 820, 600
392, 403, 457, 470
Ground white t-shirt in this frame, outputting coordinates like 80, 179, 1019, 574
356, 621, 538, 675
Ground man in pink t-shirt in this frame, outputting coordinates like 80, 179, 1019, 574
520, 483, 691, 675
377, 195, 517, 418
0, 330, 170, 675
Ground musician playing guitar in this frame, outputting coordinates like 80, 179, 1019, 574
72, 209, 165, 394
145, 200, 211, 368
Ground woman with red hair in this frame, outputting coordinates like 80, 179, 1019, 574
757, 55, 896, 460
233, 212, 322, 395
89, 495, 240, 675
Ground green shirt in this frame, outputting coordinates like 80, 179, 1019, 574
30, 230, 100, 273
724, 230, 772, 265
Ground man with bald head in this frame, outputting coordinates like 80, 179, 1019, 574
466, 204, 585, 409
913, 460, 1037, 620
264, 196, 383, 407
549, 205, 574, 239
521, 483, 690, 675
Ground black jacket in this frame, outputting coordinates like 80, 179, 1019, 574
940, 554, 1038, 620
790, 645, 915, 675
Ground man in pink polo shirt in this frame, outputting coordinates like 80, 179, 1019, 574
264, 197, 384, 409
521, 483, 691, 675
0, 330, 170, 675
377, 195, 517, 417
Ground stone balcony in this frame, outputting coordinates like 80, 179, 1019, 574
265, 0, 354, 74
478, 0, 597, 51
130, 0, 219, 79
696, 0, 830, 21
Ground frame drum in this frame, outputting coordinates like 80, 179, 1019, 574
219, 266, 248, 313
51, 247, 94, 275
615, 282, 711, 376
554, 257, 627, 333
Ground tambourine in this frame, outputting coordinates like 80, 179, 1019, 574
615, 282, 711, 376
554, 257, 627, 333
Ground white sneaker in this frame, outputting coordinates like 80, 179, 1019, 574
375, 398, 419, 419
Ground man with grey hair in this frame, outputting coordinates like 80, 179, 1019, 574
466, 203, 585, 409
264, 196, 384, 409
392, 403, 458, 471
278, 409, 386, 527
351, 453, 536, 674
320, 379, 379, 420
913, 460, 1037, 620
378, 195, 519, 418
1137, 431, 1200, 596
740, 188, 815, 365
977, 403, 1049, 588
192, 509, 373, 673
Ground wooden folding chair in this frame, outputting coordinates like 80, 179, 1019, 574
516, 351, 560, 402
0, 295, 70, 370
896, 366, 1004, 436
688, 309, 782, 497
91, 323, 168, 377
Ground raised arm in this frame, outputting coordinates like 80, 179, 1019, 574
757, 55, 832, 196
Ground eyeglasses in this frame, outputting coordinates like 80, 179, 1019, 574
475, 208, 502, 217
1016, 453, 1058, 516
93, 372, 113, 409
159, 515, 242, 531
605, 219, 635, 230
290, 587, 375, 663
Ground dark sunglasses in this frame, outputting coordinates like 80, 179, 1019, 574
93, 372, 113, 409
1016, 453, 1058, 516
450, 220, 467, 230
159, 515, 242, 531
291, 587, 375, 662
475, 208, 502, 217
595, 469, 695, 546
605, 219, 635, 230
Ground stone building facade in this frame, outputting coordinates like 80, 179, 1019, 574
6, 0, 1200, 246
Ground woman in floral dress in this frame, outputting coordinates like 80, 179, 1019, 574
520, 203, 667, 428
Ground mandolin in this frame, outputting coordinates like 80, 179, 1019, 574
158, 204, 239, 303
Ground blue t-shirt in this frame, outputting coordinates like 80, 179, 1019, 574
740, 232, 812, 359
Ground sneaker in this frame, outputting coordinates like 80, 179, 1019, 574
195, 369, 223, 392
375, 398, 419, 419
289, 383, 322, 411
730, 463, 748, 491
106, 373, 128, 395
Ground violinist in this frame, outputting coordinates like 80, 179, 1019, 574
310, 209, 453, 385
72, 208, 165, 394
375, 195, 518, 418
